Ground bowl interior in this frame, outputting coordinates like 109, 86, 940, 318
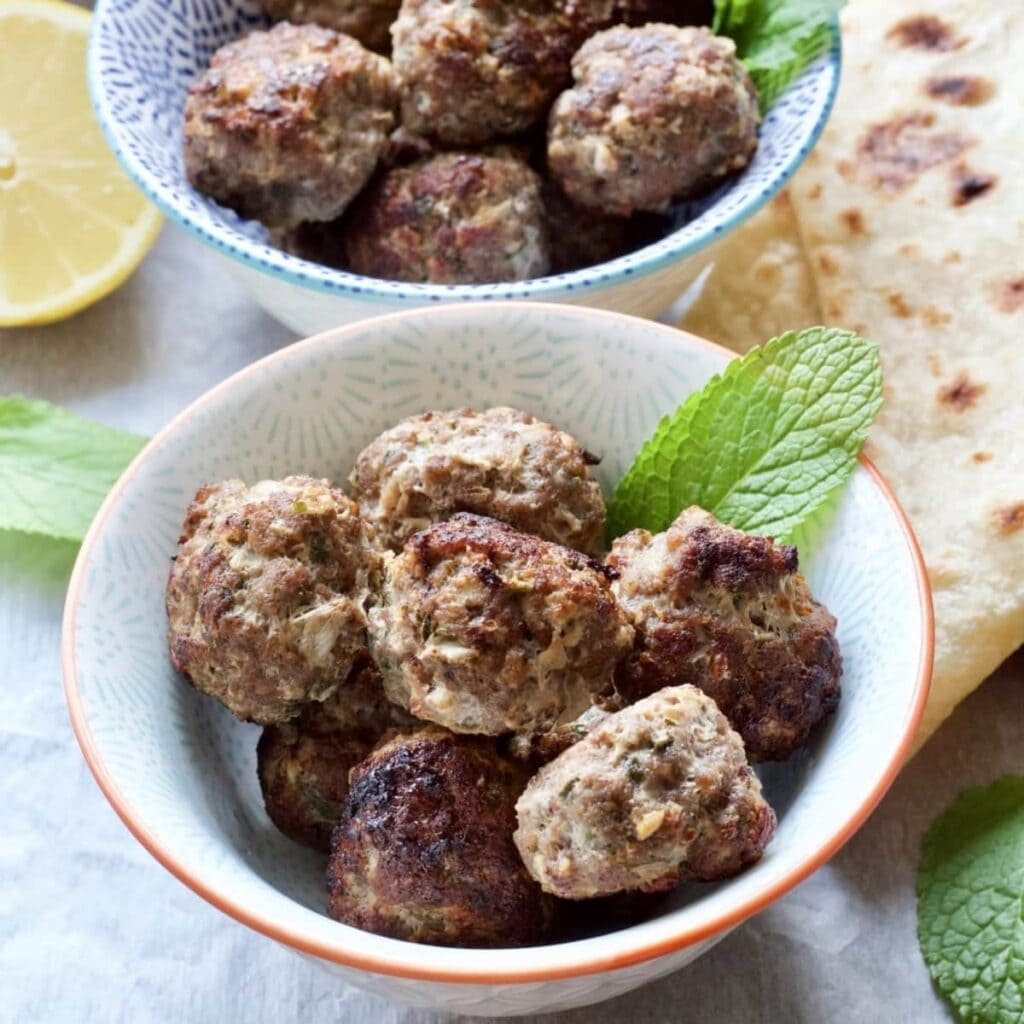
87, 0, 839, 302
66, 305, 929, 981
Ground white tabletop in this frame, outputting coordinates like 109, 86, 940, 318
2, 222, 1021, 1024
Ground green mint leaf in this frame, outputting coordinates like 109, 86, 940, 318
714, 0, 844, 110
917, 776, 1024, 1024
0, 396, 146, 542
606, 327, 882, 541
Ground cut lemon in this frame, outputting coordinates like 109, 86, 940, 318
0, 0, 162, 327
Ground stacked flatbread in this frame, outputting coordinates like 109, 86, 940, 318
680, 0, 1023, 749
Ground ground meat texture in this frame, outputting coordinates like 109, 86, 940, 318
613, 0, 713, 26
391, 0, 608, 147
514, 685, 776, 899
368, 514, 634, 735
183, 23, 397, 229
350, 406, 606, 552
343, 153, 549, 283
165, 476, 383, 724
607, 507, 842, 761
327, 728, 554, 946
257, 661, 415, 850
547, 25, 760, 216
260, 0, 400, 52
505, 701, 615, 764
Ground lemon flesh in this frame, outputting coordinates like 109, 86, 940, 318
0, 0, 162, 327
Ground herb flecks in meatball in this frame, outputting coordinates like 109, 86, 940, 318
166, 476, 383, 724
184, 23, 397, 229
608, 506, 842, 761
260, 0, 401, 52
327, 728, 554, 946
514, 685, 776, 899
344, 153, 549, 283
548, 24, 760, 215
257, 661, 415, 850
369, 513, 634, 735
350, 406, 606, 552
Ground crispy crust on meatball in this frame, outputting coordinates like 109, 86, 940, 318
166, 476, 383, 724
607, 507, 842, 761
327, 727, 554, 945
257, 661, 415, 850
350, 406, 606, 552
344, 153, 549, 283
368, 514, 634, 735
391, 0, 608, 147
514, 685, 776, 899
547, 24, 760, 215
184, 23, 397, 228
260, 0, 401, 52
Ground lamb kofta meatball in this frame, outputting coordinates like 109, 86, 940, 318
257, 661, 414, 850
391, 0, 606, 147
350, 406, 606, 552
344, 153, 549, 283
514, 685, 776, 899
260, 0, 400, 52
608, 507, 842, 761
547, 25, 760, 216
184, 23, 397, 229
369, 514, 634, 735
166, 476, 383, 724
327, 727, 553, 945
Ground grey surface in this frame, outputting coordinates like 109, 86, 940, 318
1, 224, 1021, 1024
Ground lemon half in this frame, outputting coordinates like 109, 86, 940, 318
0, 0, 162, 327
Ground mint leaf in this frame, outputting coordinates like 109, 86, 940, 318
917, 777, 1024, 1024
0, 396, 146, 542
606, 328, 882, 541
715, 0, 844, 110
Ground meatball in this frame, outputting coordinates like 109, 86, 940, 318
514, 685, 776, 899
391, 0, 607, 147
260, 0, 400, 52
350, 406, 606, 552
505, 700, 615, 764
327, 727, 553, 946
166, 476, 383, 724
547, 25, 760, 216
607, 507, 842, 761
257, 661, 414, 850
344, 153, 549, 283
613, 0, 713, 26
368, 514, 634, 735
184, 23, 397, 229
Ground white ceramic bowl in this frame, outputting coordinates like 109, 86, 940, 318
87, 1, 840, 334
63, 304, 932, 1016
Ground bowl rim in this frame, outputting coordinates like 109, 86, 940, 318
61, 302, 934, 985
86, 4, 841, 304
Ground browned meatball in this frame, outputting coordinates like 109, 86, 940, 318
260, 0, 400, 52
350, 406, 606, 552
257, 661, 415, 850
344, 153, 549, 283
368, 514, 634, 735
184, 23, 397, 229
327, 727, 554, 946
607, 507, 842, 761
391, 0, 608, 147
165, 476, 383, 724
514, 685, 776, 899
547, 25, 760, 216
613, 0, 713, 26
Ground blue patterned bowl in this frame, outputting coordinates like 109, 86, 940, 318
87, 1, 840, 333
63, 304, 932, 1016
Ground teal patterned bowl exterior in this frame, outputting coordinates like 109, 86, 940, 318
63, 305, 932, 1016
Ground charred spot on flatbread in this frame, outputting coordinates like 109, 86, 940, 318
937, 372, 986, 412
886, 291, 913, 318
971, 452, 993, 464
924, 74, 994, 106
839, 208, 866, 234
886, 15, 966, 51
951, 164, 996, 206
993, 503, 1024, 536
994, 277, 1024, 313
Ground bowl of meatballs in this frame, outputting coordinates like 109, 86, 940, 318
87, 0, 839, 334
63, 303, 931, 1016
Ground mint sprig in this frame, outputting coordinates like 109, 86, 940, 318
0, 396, 146, 542
606, 327, 882, 541
917, 777, 1024, 1024
715, 0, 844, 110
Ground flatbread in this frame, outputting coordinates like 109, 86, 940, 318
681, 0, 1024, 749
